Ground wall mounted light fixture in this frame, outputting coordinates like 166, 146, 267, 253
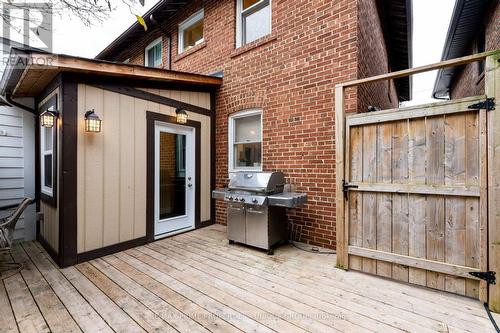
175, 108, 188, 124
85, 109, 102, 133
40, 110, 58, 128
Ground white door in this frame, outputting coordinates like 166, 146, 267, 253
154, 122, 195, 238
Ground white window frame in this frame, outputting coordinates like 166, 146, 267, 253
40, 115, 54, 197
144, 37, 163, 68
236, 0, 272, 48
178, 9, 205, 54
228, 109, 263, 172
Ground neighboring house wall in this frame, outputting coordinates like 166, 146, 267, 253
357, 0, 399, 113
0, 100, 36, 241
109, 0, 397, 248
450, 3, 499, 99
76, 85, 211, 253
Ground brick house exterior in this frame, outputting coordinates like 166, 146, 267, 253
433, 0, 499, 100
97, 0, 411, 249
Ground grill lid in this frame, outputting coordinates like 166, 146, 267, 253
228, 172, 285, 193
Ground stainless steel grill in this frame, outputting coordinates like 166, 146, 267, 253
212, 172, 307, 254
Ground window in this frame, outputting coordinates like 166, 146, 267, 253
40, 97, 57, 201
236, 0, 271, 48
145, 37, 163, 68
229, 109, 262, 171
178, 9, 204, 54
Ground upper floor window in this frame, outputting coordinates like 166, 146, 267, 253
229, 109, 262, 171
145, 37, 163, 68
178, 9, 204, 54
236, 0, 271, 48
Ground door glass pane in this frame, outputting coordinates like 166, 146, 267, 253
182, 19, 204, 51
44, 154, 52, 188
244, 4, 270, 44
235, 114, 261, 142
159, 132, 186, 220
234, 142, 261, 168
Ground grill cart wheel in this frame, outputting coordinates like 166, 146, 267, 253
267, 249, 274, 255
228, 240, 235, 244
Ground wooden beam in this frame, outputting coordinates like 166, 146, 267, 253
349, 182, 480, 197
335, 85, 347, 269
92, 84, 212, 116
487, 53, 500, 312
346, 95, 484, 126
348, 246, 481, 280
337, 50, 499, 88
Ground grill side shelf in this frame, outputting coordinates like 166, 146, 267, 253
267, 192, 308, 208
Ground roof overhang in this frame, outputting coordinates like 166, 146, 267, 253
96, 0, 188, 60
377, 0, 413, 102
0, 49, 222, 98
432, 0, 495, 98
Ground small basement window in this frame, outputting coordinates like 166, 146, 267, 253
236, 0, 271, 48
229, 109, 262, 171
178, 9, 204, 54
145, 37, 163, 68
40, 96, 57, 201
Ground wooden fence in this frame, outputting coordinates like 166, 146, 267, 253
335, 50, 500, 310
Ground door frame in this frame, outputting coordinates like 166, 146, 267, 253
146, 111, 201, 242
154, 122, 195, 238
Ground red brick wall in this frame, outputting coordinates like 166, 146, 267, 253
357, 0, 399, 112
111, 0, 397, 249
450, 2, 499, 99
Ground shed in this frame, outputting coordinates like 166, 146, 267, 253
0, 48, 222, 267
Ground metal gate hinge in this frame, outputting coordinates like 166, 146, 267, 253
468, 97, 495, 111
469, 271, 496, 285
342, 180, 358, 200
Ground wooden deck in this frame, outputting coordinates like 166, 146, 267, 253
0, 224, 497, 333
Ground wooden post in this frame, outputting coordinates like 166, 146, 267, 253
487, 52, 500, 311
335, 85, 347, 269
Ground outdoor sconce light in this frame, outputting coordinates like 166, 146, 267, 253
40, 110, 58, 128
85, 109, 102, 133
176, 108, 188, 124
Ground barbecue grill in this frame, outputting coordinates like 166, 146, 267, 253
212, 172, 307, 254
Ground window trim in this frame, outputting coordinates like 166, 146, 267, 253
236, 0, 272, 48
144, 37, 163, 68
228, 109, 263, 172
178, 9, 205, 54
39, 94, 58, 207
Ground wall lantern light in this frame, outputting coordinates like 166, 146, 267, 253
176, 108, 188, 124
85, 109, 102, 133
40, 110, 58, 128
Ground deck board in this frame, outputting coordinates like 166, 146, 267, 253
0, 224, 496, 332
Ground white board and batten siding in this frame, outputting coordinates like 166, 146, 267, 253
77, 85, 212, 254
0, 101, 36, 241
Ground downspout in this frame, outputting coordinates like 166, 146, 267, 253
5, 94, 37, 115
150, 14, 172, 70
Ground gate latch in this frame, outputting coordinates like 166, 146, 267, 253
469, 271, 496, 285
342, 180, 358, 200
468, 97, 495, 111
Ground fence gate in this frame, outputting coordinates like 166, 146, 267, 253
344, 96, 489, 300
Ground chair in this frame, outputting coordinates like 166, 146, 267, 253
0, 198, 33, 279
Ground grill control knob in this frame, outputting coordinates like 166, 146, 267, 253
252, 198, 258, 204
228, 196, 233, 201
240, 197, 245, 202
